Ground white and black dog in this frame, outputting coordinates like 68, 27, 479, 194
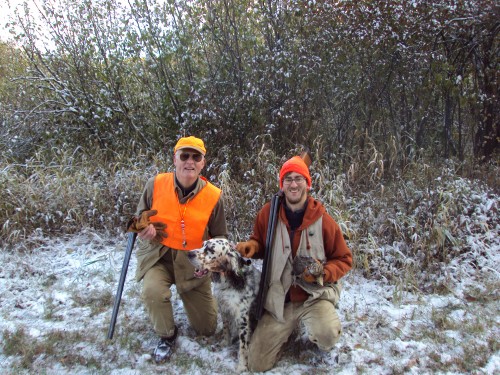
188, 238, 260, 372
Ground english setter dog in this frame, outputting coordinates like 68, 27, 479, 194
188, 238, 260, 372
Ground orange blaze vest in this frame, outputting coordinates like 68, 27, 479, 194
151, 173, 221, 250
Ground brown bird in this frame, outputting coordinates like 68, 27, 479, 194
292, 255, 324, 286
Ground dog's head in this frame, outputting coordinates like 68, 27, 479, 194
188, 238, 250, 278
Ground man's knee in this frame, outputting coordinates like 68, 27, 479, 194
142, 284, 171, 305
185, 297, 217, 336
309, 320, 341, 351
248, 362, 274, 373
199, 324, 216, 337
248, 350, 275, 372
199, 302, 217, 335
192, 314, 217, 336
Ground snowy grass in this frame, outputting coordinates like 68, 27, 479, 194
0, 224, 498, 374
1, 150, 499, 373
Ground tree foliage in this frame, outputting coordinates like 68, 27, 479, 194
0, 0, 498, 170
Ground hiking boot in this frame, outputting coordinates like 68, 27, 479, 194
153, 327, 178, 364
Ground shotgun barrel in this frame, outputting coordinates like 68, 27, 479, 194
256, 190, 282, 320
107, 232, 137, 340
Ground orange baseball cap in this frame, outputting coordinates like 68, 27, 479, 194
174, 136, 206, 155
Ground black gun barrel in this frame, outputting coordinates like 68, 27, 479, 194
107, 232, 137, 340
256, 191, 282, 320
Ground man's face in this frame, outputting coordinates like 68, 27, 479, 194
282, 172, 308, 206
174, 148, 205, 185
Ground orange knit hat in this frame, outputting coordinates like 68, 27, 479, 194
279, 156, 312, 189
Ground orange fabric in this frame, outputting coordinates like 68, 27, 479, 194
279, 156, 312, 189
151, 173, 221, 250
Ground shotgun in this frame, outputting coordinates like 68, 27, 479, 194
107, 232, 137, 340
256, 189, 282, 320
255, 149, 313, 320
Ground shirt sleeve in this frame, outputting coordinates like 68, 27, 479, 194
208, 192, 229, 239
249, 202, 272, 259
322, 213, 353, 282
135, 177, 155, 216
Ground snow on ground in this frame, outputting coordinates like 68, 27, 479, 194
0, 230, 499, 374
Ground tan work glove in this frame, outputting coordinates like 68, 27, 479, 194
235, 239, 259, 258
126, 209, 168, 243
293, 256, 324, 285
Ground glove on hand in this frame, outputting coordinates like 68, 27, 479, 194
235, 239, 259, 258
293, 256, 324, 286
126, 210, 168, 243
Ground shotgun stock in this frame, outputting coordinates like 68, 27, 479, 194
107, 232, 137, 340
255, 149, 313, 320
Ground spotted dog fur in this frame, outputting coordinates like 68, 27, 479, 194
188, 238, 260, 372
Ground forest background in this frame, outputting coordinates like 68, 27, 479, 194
0, 0, 498, 373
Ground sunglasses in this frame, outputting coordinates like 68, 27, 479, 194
179, 152, 203, 162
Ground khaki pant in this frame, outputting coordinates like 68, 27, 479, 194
141, 251, 217, 338
248, 300, 341, 372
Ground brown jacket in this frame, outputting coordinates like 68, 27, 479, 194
250, 196, 352, 302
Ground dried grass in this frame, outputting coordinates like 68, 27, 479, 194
1, 142, 498, 295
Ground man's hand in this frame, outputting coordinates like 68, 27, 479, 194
127, 210, 168, 243
236, 239, 259, 258
138, 223, 168, 243
127, 209, 158, 232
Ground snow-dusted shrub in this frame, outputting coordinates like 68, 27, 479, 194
2, 143, 498, 297
0, 150, 165, 247
217, 142, 284, 242
349, 163, 499, 291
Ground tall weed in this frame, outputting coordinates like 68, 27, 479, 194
0, 148, 166, 247
218, 142, 284, 241
1, 142, 498, 295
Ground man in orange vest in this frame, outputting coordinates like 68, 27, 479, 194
132, 136, 228, 364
